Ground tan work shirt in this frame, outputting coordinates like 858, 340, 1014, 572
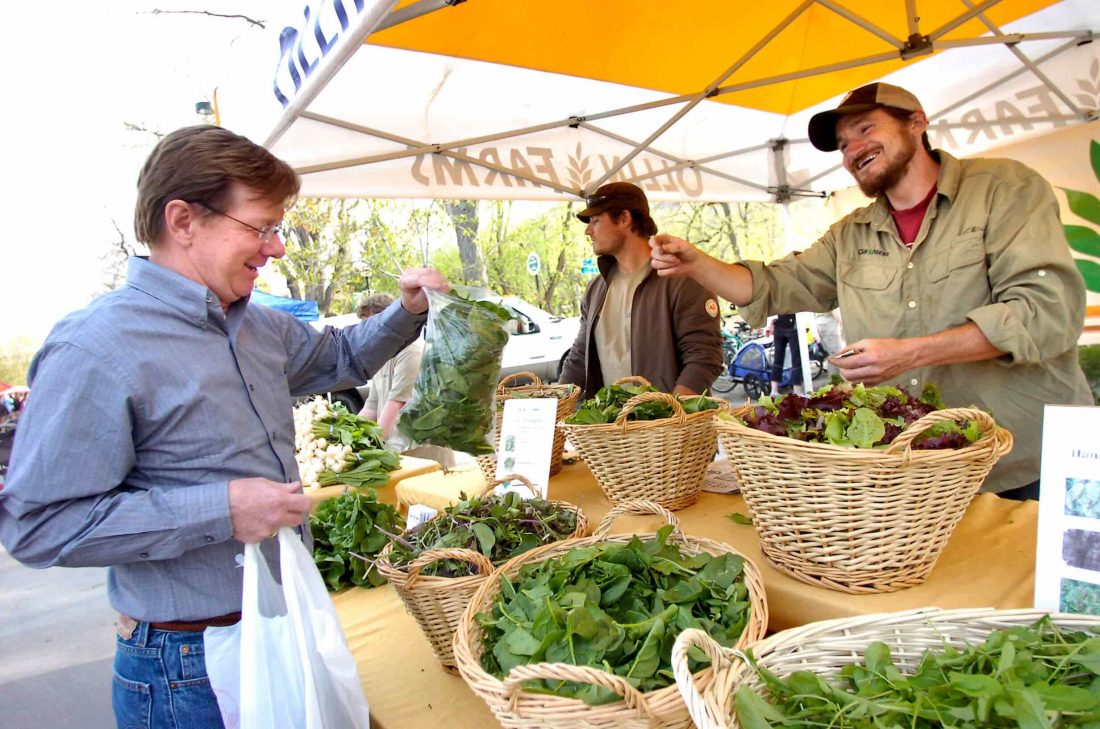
738, 150, 1092, 493
596, 264, 652, 386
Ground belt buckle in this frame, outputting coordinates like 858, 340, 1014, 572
116, 614, 138, 640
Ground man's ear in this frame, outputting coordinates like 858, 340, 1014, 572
163, 200, 197, 247
910, 111, 929, 136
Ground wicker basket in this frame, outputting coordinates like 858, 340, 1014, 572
453, 500, 769, 728
559, 377, 727, 510
716, 406, 1012, 593
376, 475, 589, 671
673, 607, 1100, 729
492, 372, 580, 477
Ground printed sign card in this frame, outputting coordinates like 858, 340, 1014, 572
405, 504, 438, 529
1033, 405, 1100, 616
494, 398, 557, 498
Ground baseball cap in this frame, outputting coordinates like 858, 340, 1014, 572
808, 83, 924, 152
577, 182, 649, 222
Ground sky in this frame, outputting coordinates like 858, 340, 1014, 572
2, 1, 278, 343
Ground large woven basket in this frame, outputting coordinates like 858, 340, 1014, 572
559, 377, 727, 510
494, 371, 581, 477
716, 406, 1012, 593
453, 500, 768, 728
376, 475, 589, 671
672, 607, 1100, 729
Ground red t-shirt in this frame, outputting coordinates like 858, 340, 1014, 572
890, 184, 937, 247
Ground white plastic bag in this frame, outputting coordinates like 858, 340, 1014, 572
206, 529, 371, 729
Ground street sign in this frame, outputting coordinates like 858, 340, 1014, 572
526, 252, 541, 276
580, 257, 597, 275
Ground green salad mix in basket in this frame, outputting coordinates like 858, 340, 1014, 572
477, 524, 754, 706
731, 383, 982, 449
735, 615, 1100, 727
565, 382, 721, 425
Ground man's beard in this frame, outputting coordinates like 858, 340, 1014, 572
856, 134, 918, 198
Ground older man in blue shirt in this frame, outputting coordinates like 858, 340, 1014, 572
0, 125, 447, 727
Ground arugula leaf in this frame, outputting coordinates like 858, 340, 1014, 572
726, 512, 754, 525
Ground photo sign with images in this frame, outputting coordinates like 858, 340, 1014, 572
1034, 405, 1100, 616
494, 398, 557, 498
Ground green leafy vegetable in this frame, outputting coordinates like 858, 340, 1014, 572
310, 403, 401, 488
727, 512, 754, 526
310, 488, 403, 590
477, 525, 754, 704
397, 290, 511, 455
387, 490, 578, 577
565, 383, 721, 425
735, 615, 1100, 727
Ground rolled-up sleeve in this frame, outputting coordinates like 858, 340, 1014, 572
965, 170, 1086, 364
736, 235, 841, 327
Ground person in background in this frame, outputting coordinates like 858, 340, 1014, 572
814, 309, 845, 375
768, 314, 804, 396
650, 82, 1091, 499
559, 182, 723, 397
356, 292, 423, 442
0, 125, 448, 727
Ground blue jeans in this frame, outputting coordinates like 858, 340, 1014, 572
113, 620, 226, 729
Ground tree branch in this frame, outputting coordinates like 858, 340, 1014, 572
149, 9, 265, 29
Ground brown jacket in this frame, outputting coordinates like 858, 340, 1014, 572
559, 256, 723, 397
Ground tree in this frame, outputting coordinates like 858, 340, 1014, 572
278, 198, 366, 315
443, 199, 486, 285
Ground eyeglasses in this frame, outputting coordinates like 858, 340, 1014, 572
192, 201, 283, 244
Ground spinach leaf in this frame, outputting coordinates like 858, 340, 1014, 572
309, 488, 402, 590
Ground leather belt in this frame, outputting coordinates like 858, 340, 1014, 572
148, 612, 242, 632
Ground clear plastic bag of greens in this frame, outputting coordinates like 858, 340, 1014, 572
396, 287, 511, 455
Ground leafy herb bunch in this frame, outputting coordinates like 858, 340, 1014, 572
736, 383, 982, 449
388, 490, 577, 577
735, 615, 1100, 727
311, 403, 401, 488
565, 383, 721, 425
397, 291, 511, 455
310, 488, 403, 590
478, 524, 754, 705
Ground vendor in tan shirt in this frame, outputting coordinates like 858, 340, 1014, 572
651, 82, 1092, 499
559, 182, 723, 397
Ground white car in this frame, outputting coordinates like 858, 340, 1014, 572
309, 297, 580, 411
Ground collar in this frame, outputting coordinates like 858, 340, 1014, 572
125, 256, 232, 331
596, 254, 655, 282
854, 149, 959, 231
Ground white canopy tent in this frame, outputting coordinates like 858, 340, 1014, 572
219, 0, 1098, 204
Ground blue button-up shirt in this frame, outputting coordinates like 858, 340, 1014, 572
0, 257, 425, 621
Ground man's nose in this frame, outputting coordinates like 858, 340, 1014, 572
264, 234, 287, 259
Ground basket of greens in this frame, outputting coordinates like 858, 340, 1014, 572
559, 377, 726, 510
672, 607, 1100, 729
376, 475, 589, 670
715, 383, 1013, 593
453, 501, 767, 729
491, 371, 581, 476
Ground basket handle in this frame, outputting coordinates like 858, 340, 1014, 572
612, 375, 653, 388
502, 663, 658, 721
594, 500, 686, 541
885, 407, 1001, 457
477, 473, 540, 499
497, 371, 542, 394
405, 547, 494, 587
615, 391, 686, 430
671, 628, 736, 729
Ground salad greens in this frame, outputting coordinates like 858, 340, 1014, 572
312, 403, 400, 488
397, 290, 511, 455
565, 383, 721, 425
735, 615, 1100, 727
477, 525, 754, 705
310, 488, 403, 590
734, 383, 982, 449
387, 490, 578, 577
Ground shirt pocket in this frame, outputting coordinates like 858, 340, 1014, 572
840, 261, 897, 291
927, 234, 986, 283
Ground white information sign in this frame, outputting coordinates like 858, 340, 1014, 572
1033, 405, 1100, 616
405, 503, 439, 529
493, 398, 557, 498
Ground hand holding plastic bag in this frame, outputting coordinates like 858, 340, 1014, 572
205, 529, 370, 729
396, 287, 511, 455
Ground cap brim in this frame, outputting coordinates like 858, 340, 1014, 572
576, 202, 609, 223
807, 102, 882, 152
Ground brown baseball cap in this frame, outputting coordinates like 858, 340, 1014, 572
577, 182, 649, 222
808, 82, 924, 152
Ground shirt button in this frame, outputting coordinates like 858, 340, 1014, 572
140, 552, 150, 559
271, 431, 278, 440
249, 384, 255, 392
1038, 270, 1047, 277
910, 378, 919, 386
908, 301, 917, 308
906, 262, 914, 269
204, 535, 215, 543
206, 295, 213, 303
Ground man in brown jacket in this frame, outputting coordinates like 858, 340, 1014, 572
559, 182, 723, 398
